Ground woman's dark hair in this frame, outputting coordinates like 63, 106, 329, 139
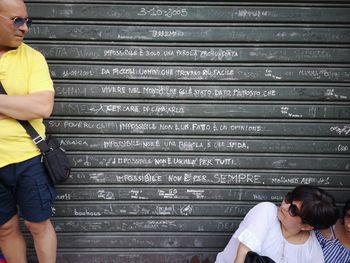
290, 185, 339, 230
343, 199, 350, 219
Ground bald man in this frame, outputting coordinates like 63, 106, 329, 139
0, 0, 57, 262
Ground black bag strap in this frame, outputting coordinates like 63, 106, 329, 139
0, 81, 51, 154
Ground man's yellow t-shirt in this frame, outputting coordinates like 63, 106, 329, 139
0, 43, 54, 168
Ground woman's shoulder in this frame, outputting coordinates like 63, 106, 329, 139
315, 227, 333, 240
253, 202, 278, 214
244, 202, 278, 223
254, 202, 277, 210
317, 226, 350, 263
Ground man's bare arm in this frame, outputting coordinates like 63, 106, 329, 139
0, 113, 8, 120
0, 91, 54, 120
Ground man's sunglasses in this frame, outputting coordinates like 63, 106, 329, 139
0, 14, 32, 28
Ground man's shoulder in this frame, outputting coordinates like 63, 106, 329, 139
19, 43, 45, 59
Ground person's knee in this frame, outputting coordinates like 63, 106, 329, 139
24, 219, 52, 236
0, 215, 20, 239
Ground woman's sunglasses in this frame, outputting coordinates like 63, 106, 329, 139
0, 14, 32, 28
284, 192, 304, 218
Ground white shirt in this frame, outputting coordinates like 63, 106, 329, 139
215, 202, 324, 263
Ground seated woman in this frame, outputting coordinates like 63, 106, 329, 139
315, 199, 350, 263
215, 185, 339, 263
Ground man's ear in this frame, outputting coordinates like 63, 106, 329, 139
300, 224, 314, 231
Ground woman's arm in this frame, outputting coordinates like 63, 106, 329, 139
233, 242, 250, 263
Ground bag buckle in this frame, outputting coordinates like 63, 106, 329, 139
43, 147, 54, 156
33, 136, 44, 145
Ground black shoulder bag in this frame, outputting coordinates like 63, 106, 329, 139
244, 251, 276, 263
0, 82, 71, 184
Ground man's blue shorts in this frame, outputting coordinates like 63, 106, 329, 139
0, 155, 56, 225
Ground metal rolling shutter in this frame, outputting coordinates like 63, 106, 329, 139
25, 1, 350, 262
